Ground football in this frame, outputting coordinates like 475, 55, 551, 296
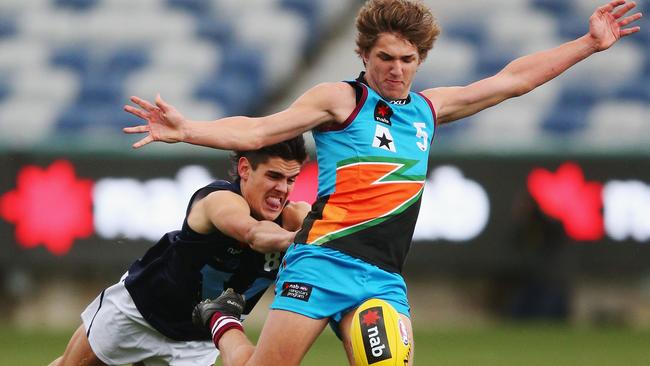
349, 298, 411, 366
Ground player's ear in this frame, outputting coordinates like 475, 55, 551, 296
238, 157, 251, 181
362, 51, 369, 67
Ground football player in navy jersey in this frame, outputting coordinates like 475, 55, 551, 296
50, 136, 309, 366
123, 1, 641, 365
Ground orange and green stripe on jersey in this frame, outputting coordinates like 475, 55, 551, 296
306, 157, 424, 245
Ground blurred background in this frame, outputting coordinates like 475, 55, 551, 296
0, 0, 649, 364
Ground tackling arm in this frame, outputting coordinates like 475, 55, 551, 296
187, 191, 308, 253
244, 201, 311, 253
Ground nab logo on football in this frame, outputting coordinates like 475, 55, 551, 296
359, 306, 391, 363
374, 100, 393, 125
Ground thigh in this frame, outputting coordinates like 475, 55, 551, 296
247, 310, 329, 366
58, 325, 106, 366
82, 282, 170, 365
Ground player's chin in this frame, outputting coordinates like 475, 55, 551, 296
382, 86, 406, 100
260, 206, 282, 221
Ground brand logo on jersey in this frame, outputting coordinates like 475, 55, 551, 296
359, 306, 392, 363
280, 282, 312, 302
388, 96, 410, 105
374, 100, 393, 125
373, 125, 396, 153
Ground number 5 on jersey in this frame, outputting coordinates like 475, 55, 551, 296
413, 122, 428, 152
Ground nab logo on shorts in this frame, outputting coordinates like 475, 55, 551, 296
359, 306, 391, 364
374, 100, 393, 125
280, 282, 312, 302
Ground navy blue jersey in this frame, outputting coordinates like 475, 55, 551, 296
124, 180, 283, 341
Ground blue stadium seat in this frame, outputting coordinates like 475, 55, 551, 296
51, 46, 91, 74
106, 48, 149, 77
444, 21, 485, 46
78, 74, 124, 104
0, 77, 9, 102
56, 103, 96, 131
280, 0, 323, 50
557, 13, 588, 40
194, 70, 261, 116
57, 101, 141, 132
542, 104, 589, 135
53, 0, 99, 11
52, 47, 148, 129
196, 15, 235, 45
541, 82, 600, 135
531, 0, 574, 16
218, 44, 264, 87
559, 83, 602, 107
167, 0, 212, 16
632, 25, 650, 47
475, 45, 513, 78
614, 75, 650, 102
0, 16, 16, 38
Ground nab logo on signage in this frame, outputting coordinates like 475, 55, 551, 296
359, 307, 391, 363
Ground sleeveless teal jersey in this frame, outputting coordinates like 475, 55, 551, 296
296, 76, 436, 273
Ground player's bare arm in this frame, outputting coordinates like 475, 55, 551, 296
281, 201, 311, 231
423, 0, 642, 124
123, 82, 356, 150
187, 190, 256, 241
244, 201, 311, 253
187, 191, 303, 253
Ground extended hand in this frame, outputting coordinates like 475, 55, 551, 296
123, 94, 186, 148
589, 0, 642, 51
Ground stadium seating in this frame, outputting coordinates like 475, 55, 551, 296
0, 0, 647, 150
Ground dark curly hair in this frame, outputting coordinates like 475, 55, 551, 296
230, 135, 308, 180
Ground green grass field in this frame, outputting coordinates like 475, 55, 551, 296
3, 324, 649, 365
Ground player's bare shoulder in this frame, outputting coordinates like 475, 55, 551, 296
187, 190, 249, 234
304, 82, 358, 125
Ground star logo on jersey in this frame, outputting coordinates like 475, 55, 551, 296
0, 160, 94, 255
377, 133, 393, 149
374, 100, 393, 125
373, 124, 396, 152
361, 309, 381, 326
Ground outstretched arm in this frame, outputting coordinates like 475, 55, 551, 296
187, 192, 309, 253
123, 82, 356, 150
423, 0, 642, 124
